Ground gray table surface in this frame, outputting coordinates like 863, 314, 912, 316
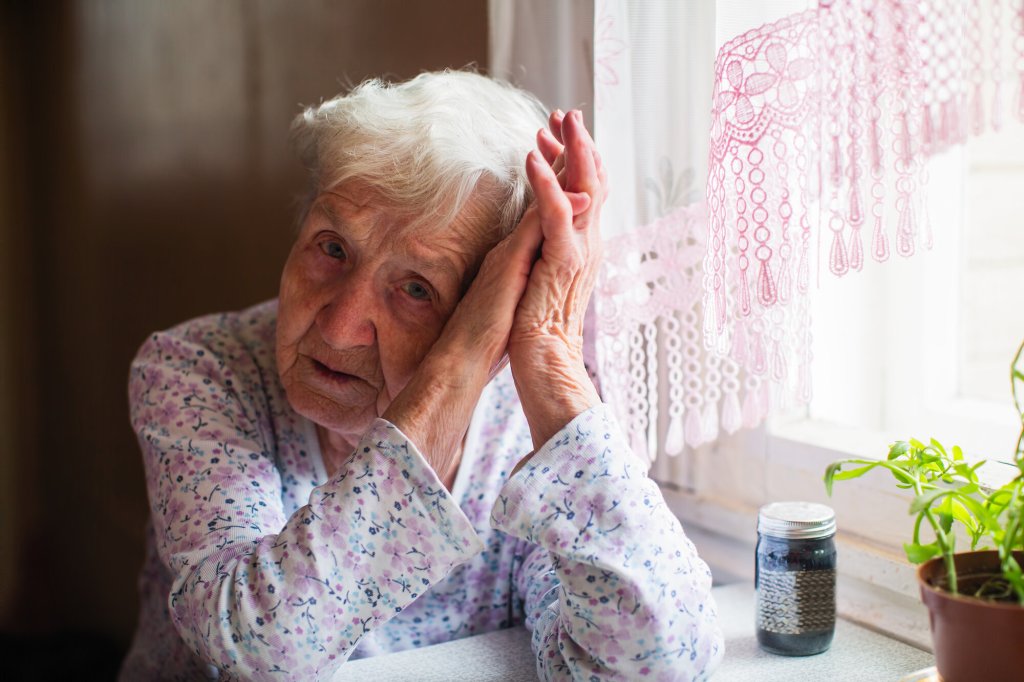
332, 583, 935, 681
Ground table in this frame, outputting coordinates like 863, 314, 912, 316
331, 583, 935, 681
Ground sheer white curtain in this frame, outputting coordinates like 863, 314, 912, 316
490, 0, 723, 460
491, 0, 1024, 463
590, 1, 734, 461
488, 0, 593, 122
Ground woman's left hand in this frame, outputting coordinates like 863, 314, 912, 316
508, 109, 607, 450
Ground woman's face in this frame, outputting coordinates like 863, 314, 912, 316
277, 184, 491, 445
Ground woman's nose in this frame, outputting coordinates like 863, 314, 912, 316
315, 276, 378, 349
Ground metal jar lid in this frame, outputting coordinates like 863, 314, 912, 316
758, 501, 836, 540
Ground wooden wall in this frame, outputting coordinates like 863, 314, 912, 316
0, 0, 488, 656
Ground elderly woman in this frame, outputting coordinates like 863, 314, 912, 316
120, 71, 723, 681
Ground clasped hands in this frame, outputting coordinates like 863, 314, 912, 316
384, 109, 607, 481
465, 108, 606, 450
506, 109, 605, 450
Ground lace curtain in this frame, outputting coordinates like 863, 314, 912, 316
492, 0, 1024, 462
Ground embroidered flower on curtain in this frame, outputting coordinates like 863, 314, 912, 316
717, 42, 814, 127
595, 8, 627, 111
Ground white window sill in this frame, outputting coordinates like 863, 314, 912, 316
711, 583, 932, 680
658, 415, 946, 650
665, 484, 933, 651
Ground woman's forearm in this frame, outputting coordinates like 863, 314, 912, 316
509, 340, 600, 451
494, 406, 724, 681
382, 346, 493, 481
155, 419, 483, 679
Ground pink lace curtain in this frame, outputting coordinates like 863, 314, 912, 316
592, 0, 1024, 461
491, 0, 1024, 461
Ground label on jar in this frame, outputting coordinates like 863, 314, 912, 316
756, 568, 836, 634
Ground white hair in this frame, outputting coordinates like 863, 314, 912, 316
290, 70, 548, 238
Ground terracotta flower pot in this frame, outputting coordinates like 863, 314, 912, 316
917, 550, 1024, 682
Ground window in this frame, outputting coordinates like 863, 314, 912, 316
807, 127, 1024, 467
656, 110, 1024, 651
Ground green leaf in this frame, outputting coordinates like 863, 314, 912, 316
953, 463, 978, 483
950, 502, 979, 534
953, 445, 963, 461
889, 441, 910, 459
823, 462, 839, 496
883, 463, 919, 487
957, 495, 996, 530
957, 482, 980, 495
824, 460, 877, 495
904, 542, 940, 564
831, 464, 879, 481
910, 488, 949, 514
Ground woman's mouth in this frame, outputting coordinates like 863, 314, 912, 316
301, 354, 377, 403
312, 359, 358, 384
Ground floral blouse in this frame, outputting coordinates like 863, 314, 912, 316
119, 300, 723, 681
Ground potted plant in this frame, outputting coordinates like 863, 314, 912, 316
823, 340, 1024, 682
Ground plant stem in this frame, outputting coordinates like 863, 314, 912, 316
913, 477, 958, 594
1000, 482, 1024, 603
929, 509, 958, 594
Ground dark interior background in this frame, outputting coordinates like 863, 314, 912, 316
0, 1, 488, 675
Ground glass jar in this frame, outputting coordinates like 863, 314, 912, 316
755, 501, 837, 656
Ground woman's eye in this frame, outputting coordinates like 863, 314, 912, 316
319, 240, 346, 260
403, 281, 432, 301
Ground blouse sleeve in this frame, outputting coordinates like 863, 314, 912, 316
130, 330, 484, 680
491, 404, 724, 681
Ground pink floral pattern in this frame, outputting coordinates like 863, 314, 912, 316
594, 0, 628, 111
119, 300, 723, 680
